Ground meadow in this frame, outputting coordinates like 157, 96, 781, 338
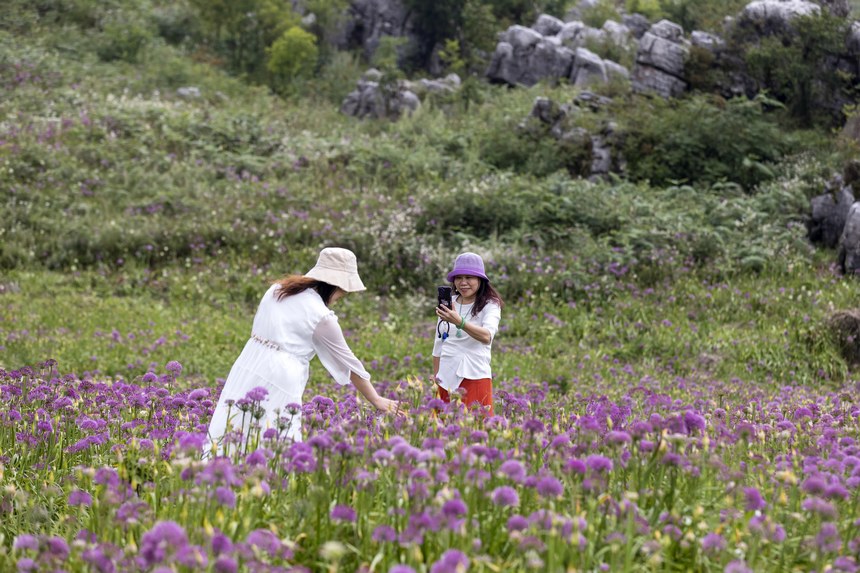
4, 0, 860, 571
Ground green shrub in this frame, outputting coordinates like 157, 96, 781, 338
741, 12, 851, 128
617, 93, 792, 189
580, 0, 621, 28
96, 11, 152, 63
152, 0, 200, 45
625, 0, 662, 20
479, 116, 594, 178
266, 26, 319, 93
306, 50, 365, 104
188, 0, 298, 83
653, 0, 747, 33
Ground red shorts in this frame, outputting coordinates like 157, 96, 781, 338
437, 378, 494, 416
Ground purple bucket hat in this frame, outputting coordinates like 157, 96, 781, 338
446, 252, 489, 283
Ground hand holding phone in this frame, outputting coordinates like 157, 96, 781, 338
437, 286, 453, 310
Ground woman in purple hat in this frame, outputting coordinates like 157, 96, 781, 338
433, 252, 504, 415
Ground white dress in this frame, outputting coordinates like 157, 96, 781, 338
207, 286, 370, 446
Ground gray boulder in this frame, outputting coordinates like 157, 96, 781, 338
605, 60, 631, 81
565, 0, 600, 22
839, 202, 860, 275
525, 94, 621, 178
408, 73, 462, 95
176, 86, 201, 98
847, 21, 860, 55
631, 20, 689, 97
558, 21, 588, 45
622, 13, 651, 38
340, 69, 421, 119
534, 14, 565, 36
602, 20, 633, 47
571, 48, 608, 87
809, 185, 855, 248
738, 0, 821, 34
819, 0, 850, 16
487, 18, 632, 87
827, 309, 860, 365
487, 25, 576, 86
690, 30, 724, 50
335, 0, 413, 60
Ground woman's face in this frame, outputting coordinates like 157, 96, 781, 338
453, 275, 481, 299
331, 288, 347, 305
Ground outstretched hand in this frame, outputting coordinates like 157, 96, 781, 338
375, 397, 407, 418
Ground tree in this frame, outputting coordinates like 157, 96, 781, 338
267, 26, 319, 93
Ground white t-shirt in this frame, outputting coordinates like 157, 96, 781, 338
432, 297, 501, 392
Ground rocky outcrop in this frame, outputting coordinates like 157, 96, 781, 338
525, 93, 621, 178
737, 0, 821, 34
340, 69, 418, 120
622, 13, 651, 39
809, 185, 856, 248
818, 0, 851, 17
340, 70, 461, 119
631, 20, 689, 97
486, 17, 632, 88
486, 25, 575, 86
827, 309, 860, 365
839, 202, 860, 275
333, 0, 413, 60
571, 48, 629, 87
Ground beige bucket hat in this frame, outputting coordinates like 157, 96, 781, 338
305, 247, 366, 292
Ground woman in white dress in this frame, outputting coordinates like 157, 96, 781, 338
207, 247, 401, 450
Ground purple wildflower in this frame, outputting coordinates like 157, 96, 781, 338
535, 476, 564, 498
214, 556, 238, 573
701, 533, 726, 553
442, 499, 467, 518
165, 361, 183, 375
68, 490, 93, 507
245, 386, 269, 402
245, 529, 282, 558
13, 535, 38, 552
491, 486, 519, 508
585, 455, 613, 473
45, 537, 69, 560
430, 549, 469, 573
214, 487, 236, 508
816, 522, 842, 553
725, 561, 753, 573
331, 505, 357, 523
498, 460, 526, 482
802, 496, 838, 518
139, 521, 188, 566
743, 487, 766, 511
607, 430, 631, 445
507, 515, 529, 532
372, 525, 397, 543
211, 533, 233, 555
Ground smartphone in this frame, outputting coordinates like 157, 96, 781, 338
437, 286, 453, 310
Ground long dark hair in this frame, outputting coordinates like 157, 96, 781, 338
454, 278, 504, 317
274, 275, 338, 306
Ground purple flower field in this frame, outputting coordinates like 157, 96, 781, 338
2, 358, 860, 572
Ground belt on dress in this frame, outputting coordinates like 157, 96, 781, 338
250, 334, 310, 363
